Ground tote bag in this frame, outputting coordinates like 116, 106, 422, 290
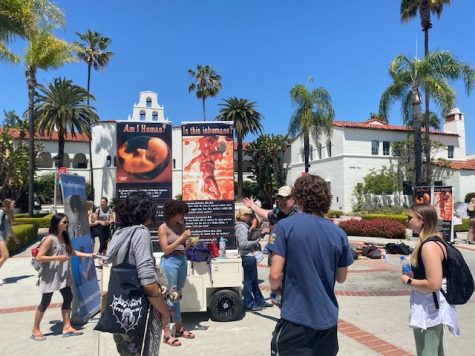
95, 229, 150, 334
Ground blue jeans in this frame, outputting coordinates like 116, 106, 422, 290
241, 255, 265, 309
160, 254, 187, 322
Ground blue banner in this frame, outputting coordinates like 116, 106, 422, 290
61, 174, 101, 323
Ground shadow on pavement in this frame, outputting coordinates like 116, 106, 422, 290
3, 274, 34, 284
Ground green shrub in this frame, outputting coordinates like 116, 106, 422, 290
15, 213, 49, 218
7, 224, 39, 252
365, 206, 409, 215
326, 210, 344, 218
455, 218, 470, 232
14, 214, 53, 228
362, 214, 407, 224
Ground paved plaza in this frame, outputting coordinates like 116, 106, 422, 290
1, 234, 474, 356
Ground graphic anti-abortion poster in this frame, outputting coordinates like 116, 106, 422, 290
61, 174, 100, 323
433, 186, 454, 242
414, 186, 432, 205
116, 122, 172, 240
182, 122, 235, 248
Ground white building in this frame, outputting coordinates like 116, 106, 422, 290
285, 108, 475, 212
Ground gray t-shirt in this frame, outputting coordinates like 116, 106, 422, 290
107, 225, 156, 286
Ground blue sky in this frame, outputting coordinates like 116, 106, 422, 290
1, 0, 474, 154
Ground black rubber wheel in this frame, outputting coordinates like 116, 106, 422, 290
209, 289, 242, 322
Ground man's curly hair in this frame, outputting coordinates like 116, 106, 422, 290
163, 199, 189, 220
292, 174, 332, 215
116, 191, 156, 227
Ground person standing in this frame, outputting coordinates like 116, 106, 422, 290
95, 197, 114, 254
31, 213, 97, 341
404, 204, 459, 355
107, 192, 170, 355
267, 175, 353, 355
235, 207, 273, 312
158, 199, 195, 346
467, 198, 475, 244
0, 199, 21, 285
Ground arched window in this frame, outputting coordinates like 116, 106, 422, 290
152, 112, 158, 121
140, 111, 146, 120
72, 153, 88, 169
318, 144, 322, 159
37, 152, 53, 168
309, 145, 314, 161
300, 148, 305, 163
146, 97, 152, 108
56, 153, 71, 168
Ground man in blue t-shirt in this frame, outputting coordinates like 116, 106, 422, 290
267, 174, 354, 356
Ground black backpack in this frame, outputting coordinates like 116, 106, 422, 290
422, 237, 474, 307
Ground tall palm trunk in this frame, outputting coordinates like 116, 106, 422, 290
304, 132, 310, 173
86, 62, 94, 199
412, 88, 422, 186
202, 98, 206, 121
26, 66, 37, 215
58, 131, 65, 167
237, 135, 243, 199
421, 0, 432, 184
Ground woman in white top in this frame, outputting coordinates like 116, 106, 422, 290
404, 204, 459, 355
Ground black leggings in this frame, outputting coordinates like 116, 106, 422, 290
38, 286, 73, 312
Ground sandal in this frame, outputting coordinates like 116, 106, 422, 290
175, 328, 195, 339
163, 335, 181, 346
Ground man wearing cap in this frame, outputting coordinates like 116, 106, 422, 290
243, 186, 299, 266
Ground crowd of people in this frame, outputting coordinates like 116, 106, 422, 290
0, 176, 473, 355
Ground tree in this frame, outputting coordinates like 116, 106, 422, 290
215, 97, 263, 199
188, 64, 221, 121
0, 128, 28, 201
379, 51, 474, 186
401, 0, 452, 182
35, 77, 99, 168
74, 30, 113, 198
289, 83, 335, 173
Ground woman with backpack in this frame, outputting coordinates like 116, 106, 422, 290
0, 199, 20, 285
404, 204, 459, 355
31, 213, 97, 341
158, 199, 194, 346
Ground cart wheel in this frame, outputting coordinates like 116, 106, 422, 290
209, 289, 242, 322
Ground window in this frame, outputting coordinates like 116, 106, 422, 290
327, 141, 332, 157
318, 144, 322, 159
371, 140, 379, 155
309, 145, 313, 161
152, 112, 158, 121
448, 145, 454, 159
146, 98, 152, 108
172, 159, 176, 169
139, 111, 146, 120
383, 141, 390, 156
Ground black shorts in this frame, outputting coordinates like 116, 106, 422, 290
271, 319, 338, 356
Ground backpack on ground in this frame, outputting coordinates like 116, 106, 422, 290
385, 242, 413, 255
362, 244, 381, 259
423, 237, 474, 307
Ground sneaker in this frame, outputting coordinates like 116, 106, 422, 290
0, 279, 5, 285
258, 302, 273, 308
245, 305, 263, 312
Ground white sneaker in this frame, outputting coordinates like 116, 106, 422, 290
0, 279, 5, 285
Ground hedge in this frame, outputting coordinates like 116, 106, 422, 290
339, 218, 406, 239
326, 210, 344, 218
455, 218, 470, 232
15, 213, 50, 218
14, 214, 53, 229
362, 214, 407, 224
7, 224, 39, 252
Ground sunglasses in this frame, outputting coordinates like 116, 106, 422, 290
276, 196, 291, 202
62, 220, 69, 224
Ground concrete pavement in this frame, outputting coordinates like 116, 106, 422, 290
1, 233, 475, 355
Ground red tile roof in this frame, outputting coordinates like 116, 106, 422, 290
2, 128, 90, 142
333, 118, 459, 137
433, 158, 475, 171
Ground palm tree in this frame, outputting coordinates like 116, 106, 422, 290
74, 30, 113, 198
35, 77, 99, 167
24, 29, 76, 214
379, 51, 474, 186
289, 84, 335, 173
188, 64, 222, 121
401, 0, 452, 182
216, 97, 263, 199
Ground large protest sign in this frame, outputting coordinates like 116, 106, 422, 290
116, 122, 172, 241
433, 186, 454, 242
61, 174, 100, 323
182, 122, 235, 248
413, 186, 431, 205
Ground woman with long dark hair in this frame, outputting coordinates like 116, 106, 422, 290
31, 213, 97, 341
404, 204, 459, 355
